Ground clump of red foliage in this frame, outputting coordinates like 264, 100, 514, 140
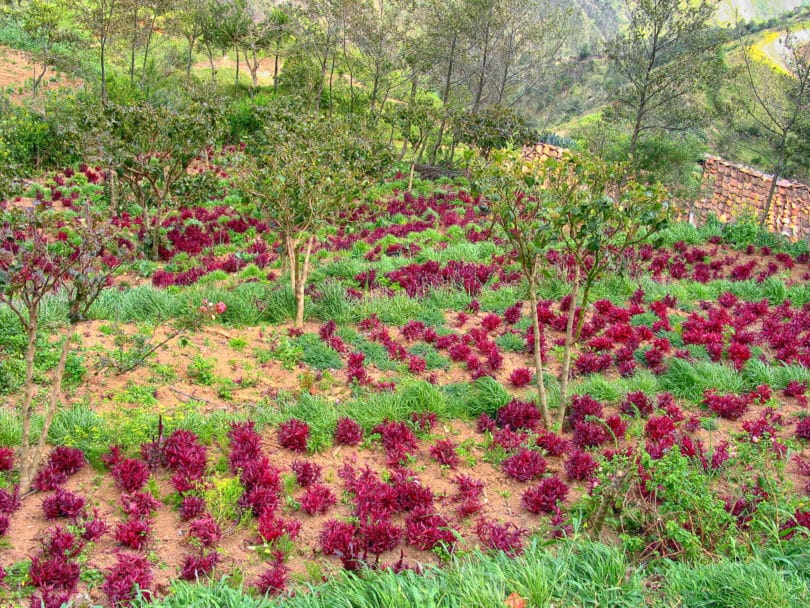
508, 367, 533, 388
476, 519, 525, 556
101, 552, 153, 606
565, 450, 598, 481
0, 447, 13, 471
180, 552, 220, 581
334, 417, 364, 445
703, 390, 751, 420
796, 418, 810, 440
42, 489, 86, 519
188, 515, 221, 547
522, 477, 569, 514
373, 420, 419, 464
114, 517, 151, 550
405, 507, 457, 551
502, 448, 546, 482
110, 458, 150, 493
291, 460, 322, 487
497, 399, 541, 431
257, 510, 302, 543
179, 495, 207, 521
33, 446, 86, 491
278, 419, 310, 453
300, 483, 338, 515
451, 474, 484, 519
429, 439, 460, 467
256, 559, 289, 596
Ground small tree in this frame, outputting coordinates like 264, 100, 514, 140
0, 204, 129, 494
240, 114, 388, 326
543, 152, 667, 425
473, 147, 553, 427
98, 88, 222, 259
731, 28, 810, 228
604, 0, 723, 157
389, 96, 440, 190
454, 105, 536, 161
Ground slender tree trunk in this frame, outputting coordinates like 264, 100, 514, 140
294, 236, 315, 327
32, 64, 47, 96
760, 141, 787, 229
558, 263, 580, 427
315, 56, 329, 112
100, 40, 108, 103
140, 15, 157, 87
527, 271, 550, 427
205, 42, 215, 83
273, 45, 280, 91
186, 35, 194, 77
130, 13, 137, 83
28, 324, 77, 494
18, 317, 39, 494
328, 52, 336, 115
430, 34, 457, 164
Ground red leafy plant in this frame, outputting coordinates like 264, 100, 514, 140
111, 458, 150, 493
334, 417, 364, 446
188, 514, 221, 548
429, 439, 460, 468
565, 450, 598, 481
101, 552, 153, 606
476, 519, 525, 556
291, 460, 322, 487
278, 419, 310, 453
180, 552, 220, 581
114, 517, 151, 550
33, 446, 87, 491
404, 507, 457, 551
300, 483, 338, 515
257, 509, 302, 543
502, 448, 546, 482
703, 390, 751, 420
497, 399, 541, 431
522, 477, 569, 514
0, 447, 13, 471
42, 488, 86, 519
508, 367, 533, 388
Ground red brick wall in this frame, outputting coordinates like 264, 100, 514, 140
523, 144, 810, 242
695, 156, 810, 241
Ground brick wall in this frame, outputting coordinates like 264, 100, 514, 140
522, 144, 810, 242
694, 156, 810, 241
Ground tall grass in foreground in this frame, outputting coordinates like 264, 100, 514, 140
137, 539, 810, 608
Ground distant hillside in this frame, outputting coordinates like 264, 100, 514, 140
569, 0, 810, 45
716, 0, 810, 24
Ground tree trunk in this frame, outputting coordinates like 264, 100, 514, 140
430, 34, 457, 164
760, 141, 787, 229
100, 40, 108, 104
18, 317, 39, 495
186, 35, 194, 77
527, 271, 550, 428
235, 47, 240, 86
206, 42, 216, 83
557, 263, 580, 427
32, 64, 47, 96
294, 236, 315, 327
328, 52, 336, 115
28, 324, 77, 495
273, 47, 280, 90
